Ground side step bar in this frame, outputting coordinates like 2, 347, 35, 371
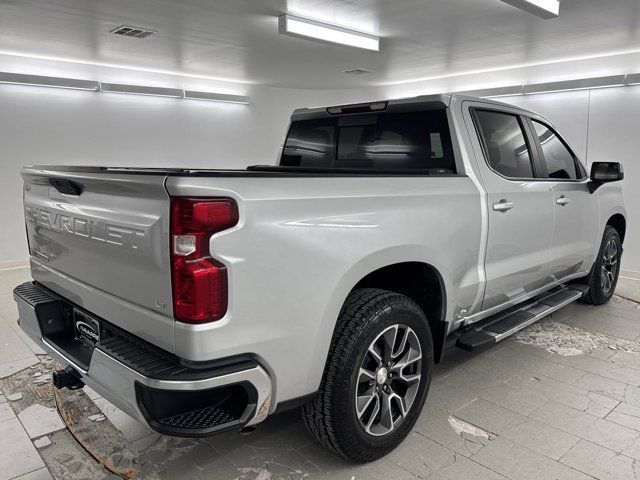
456, 286, 584, 352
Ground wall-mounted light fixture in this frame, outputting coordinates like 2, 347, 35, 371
0, 71, 249, 104
278, 14, 380, 51
456, 74, 633, 98
500, 0, 560, 19
99, 82, 183, 97
183, 90, 249, 104
457, 85, 525, 98
523, 75, 626, 95
0, 72, 99, 91
624, 73, 640, 86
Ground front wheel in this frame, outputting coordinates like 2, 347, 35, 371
582, 225, 622, 305
302, 288, 433, 462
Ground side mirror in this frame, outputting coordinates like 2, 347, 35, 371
588, 162, 624, 193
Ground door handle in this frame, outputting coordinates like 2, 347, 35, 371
556, 195, 571, 206
493, 199, 515, 212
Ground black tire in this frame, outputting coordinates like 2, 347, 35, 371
582, 225, 622, 305
302, 288, 434, 463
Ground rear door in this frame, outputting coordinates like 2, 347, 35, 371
22, 167, 175, 351
467, 106, 555, 311
526, 119, 599, 279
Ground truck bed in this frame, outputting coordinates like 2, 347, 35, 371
28, 164, 459, 177
21, 163, 482, 403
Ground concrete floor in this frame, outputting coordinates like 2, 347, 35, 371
1, 267, 640, 480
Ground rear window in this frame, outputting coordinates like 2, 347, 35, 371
280, 109, 457, 174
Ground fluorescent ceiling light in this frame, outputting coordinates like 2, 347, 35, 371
0, 72, 99, 90
500, 0, 559, 19
278, 14, 379, 51
183, 90, 249, 104
99, 82, 183, 98
523, 75, 626, 94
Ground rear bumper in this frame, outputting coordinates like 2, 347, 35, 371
13, 282, 272, 437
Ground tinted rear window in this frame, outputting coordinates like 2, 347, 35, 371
280, 109, 456, 174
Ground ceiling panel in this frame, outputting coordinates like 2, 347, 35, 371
0, 0, 639, 88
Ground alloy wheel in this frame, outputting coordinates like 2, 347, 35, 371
355, 324, 422, 436
601, 238, 618, 294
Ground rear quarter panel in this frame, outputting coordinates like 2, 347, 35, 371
166, 175, 482, 404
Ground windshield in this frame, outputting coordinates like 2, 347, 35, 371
280, 108, 456, 174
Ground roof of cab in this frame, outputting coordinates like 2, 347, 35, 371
290, 93, 540, 121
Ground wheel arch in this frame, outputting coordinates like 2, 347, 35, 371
352, 262, 447, 363
606, 213, 626, 243
305, 246, 454, 396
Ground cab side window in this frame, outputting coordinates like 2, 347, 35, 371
474, 110, 534, 179
531, 121, 579, 180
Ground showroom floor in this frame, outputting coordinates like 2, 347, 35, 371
1, 267, 640, 480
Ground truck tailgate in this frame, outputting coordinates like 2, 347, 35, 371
21, 167, 175, 352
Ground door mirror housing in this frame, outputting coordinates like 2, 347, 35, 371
589, 162, 624, 193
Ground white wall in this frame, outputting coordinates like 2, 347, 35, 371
499, 91, 590, 161
1, 78, 639, 274
0, 83, 353, 263
502, 88, 640, 274
588, 87, 640, 275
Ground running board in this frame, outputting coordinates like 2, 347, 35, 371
455, 286, 584, 352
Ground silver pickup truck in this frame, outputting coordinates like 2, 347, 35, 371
13, 94, 625, 462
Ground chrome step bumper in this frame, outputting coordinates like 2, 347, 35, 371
14, 282, 272, 435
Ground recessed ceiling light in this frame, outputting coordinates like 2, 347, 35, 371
500, 0, 560, 19
344, 68, 373, 75
278, 14, 380, 51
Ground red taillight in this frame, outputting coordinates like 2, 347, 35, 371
170, 198, 238, 323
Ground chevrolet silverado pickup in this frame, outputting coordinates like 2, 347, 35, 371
14, 94, 626, 462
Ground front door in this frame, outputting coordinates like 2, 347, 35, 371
468, 107, 555, 311
527, 119, 599, 280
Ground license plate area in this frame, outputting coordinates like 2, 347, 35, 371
74, 309, 101, 349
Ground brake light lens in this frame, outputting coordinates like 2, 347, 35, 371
170, 198, 238, 323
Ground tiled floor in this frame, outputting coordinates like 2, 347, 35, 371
1, 266, 640, 479
0, 267, 52, 480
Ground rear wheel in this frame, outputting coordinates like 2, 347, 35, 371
302, 288, 433, 462
583, 225, 622, 305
